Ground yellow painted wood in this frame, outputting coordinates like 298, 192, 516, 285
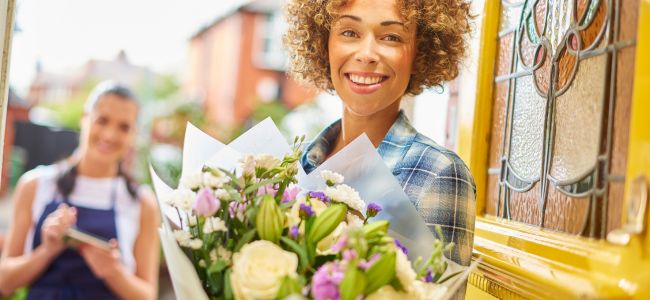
467, 284, 499, 300
625, 0, 650, 253
457, 0, 500, 216
0, 0, 16, 181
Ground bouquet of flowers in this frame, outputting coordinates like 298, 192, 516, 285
150, 120, 474, 300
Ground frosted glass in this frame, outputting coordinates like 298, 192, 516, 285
550, 55, 606, 183
510, 73, 546, 182
500, 1, 524, 32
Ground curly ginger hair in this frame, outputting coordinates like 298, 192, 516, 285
283, 0, 472, 95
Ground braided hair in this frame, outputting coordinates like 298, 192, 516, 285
56, 81, 139, 200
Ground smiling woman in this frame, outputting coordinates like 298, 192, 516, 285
0, 82, 160, 300
284, 0, 475, 298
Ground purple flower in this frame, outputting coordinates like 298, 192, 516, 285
282, 185, 302, 203
312, 262, 344, 300
394, 239, 409, 255
299, 203, 315, 219
290, 226, 300, 239
330, 235, 348, 253
228, 201, 246, 219
257, 184, 278, 197
425, 270, 434, 283
342, 249, 357, 261
358, 253, 381, 270
309, 191, 331, 203
366, 202, 383, 218
193, 188, 220, 217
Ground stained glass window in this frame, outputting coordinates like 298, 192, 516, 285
487, 0, 637, 238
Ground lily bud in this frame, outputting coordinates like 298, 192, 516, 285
362, 220, 389, 238
256, 195, 284, 243
364, 251, 396, 294
308, 204, 347, 244
339, 266, 366, 300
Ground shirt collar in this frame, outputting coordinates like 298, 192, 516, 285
301, 110, 418, 174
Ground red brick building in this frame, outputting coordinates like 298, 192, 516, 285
185, 0, 316, 137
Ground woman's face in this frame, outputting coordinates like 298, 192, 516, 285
80, 94, 138, 165
328, 0, 416, 118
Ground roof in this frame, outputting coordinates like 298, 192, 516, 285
190, 0, 283, 39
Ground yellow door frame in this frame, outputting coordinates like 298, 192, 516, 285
460, 0, 650, 298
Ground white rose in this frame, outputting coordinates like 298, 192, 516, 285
325, 184, 365, 212
203, 217, 227, 234
395, 249, 417, 293
180, 172, 204, 190
230, 240, 298, 300
255, 154, 280, 171
320, 170, 344, 186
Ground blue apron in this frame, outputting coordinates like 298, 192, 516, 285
28, 179, 120, 300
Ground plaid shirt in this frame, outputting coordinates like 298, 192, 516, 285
301, 111, 476, 267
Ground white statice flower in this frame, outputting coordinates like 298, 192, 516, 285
254, 154, 280, 171
395, 248, 418, 293
320, 170, 344, 186
165, 188, 196, 211
180, 172, 204, 190
203, 217, 227, 234
214, 188, 231, 201
325, 184, 366, 213
189, 239, 204, 250
203, 171, 230, 189
188, 215, 198, 227
173, 230, 192, 247
209, 246, 232, 263
217, 245, 232, 262
230, 240, 298, 300
239, 154, 256, 177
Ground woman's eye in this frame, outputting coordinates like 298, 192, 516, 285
96, 116, 109, 125
383, 34, 402, 42
341, 30, 358, 38
119, 123, 131, 133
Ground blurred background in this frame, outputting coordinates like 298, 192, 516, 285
1, 0, 469, 298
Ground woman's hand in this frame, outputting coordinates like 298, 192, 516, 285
79, 239, 125, 280
40, 203, 77, 255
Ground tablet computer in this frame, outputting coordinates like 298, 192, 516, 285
64, 227, 112, 251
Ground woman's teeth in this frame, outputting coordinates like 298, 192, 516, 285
349, 74, 384, 85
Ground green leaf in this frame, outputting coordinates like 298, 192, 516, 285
276, 275, 303, 299
281, 237, 310, 273
208, 259, 229, 273
220, 169, 242, 189
224, 269, 234, 300
308, 204, 347, 244
243, 178, 282, 195
437, 270, 464, 284
234, 229, 257, 252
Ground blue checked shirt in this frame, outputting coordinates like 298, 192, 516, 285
301, 111, 476, 267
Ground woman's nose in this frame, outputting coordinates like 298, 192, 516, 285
354, 36, 379, 65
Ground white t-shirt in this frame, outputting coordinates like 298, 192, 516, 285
22, 164, 142, 274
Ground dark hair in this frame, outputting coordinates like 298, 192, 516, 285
56, 81, 140, 200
